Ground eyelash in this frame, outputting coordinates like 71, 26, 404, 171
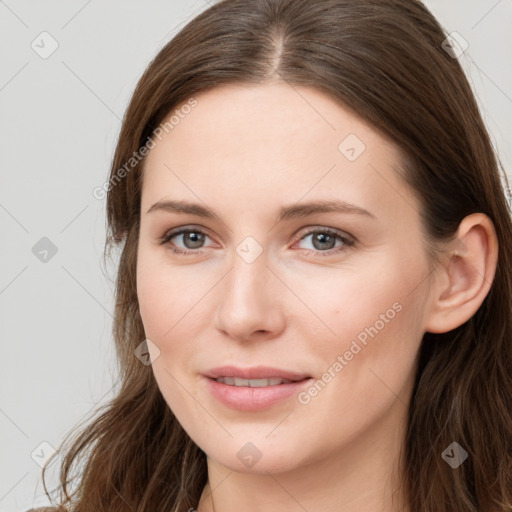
158, 226, 356, 257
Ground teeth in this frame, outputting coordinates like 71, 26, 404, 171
215, 377, 294, 387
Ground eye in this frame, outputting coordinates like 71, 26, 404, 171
158, 227, 213, 255
158, 226, 356, 257
293, 227, 355, 257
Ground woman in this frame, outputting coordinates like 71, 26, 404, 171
35, 0, 512, 510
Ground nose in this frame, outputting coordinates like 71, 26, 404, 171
214, 249, 286, 343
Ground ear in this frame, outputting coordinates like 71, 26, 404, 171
424, 213, 499, 334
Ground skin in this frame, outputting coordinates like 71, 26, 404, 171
136, 82, 498, 512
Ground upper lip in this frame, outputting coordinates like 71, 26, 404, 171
203, 365, 311, 382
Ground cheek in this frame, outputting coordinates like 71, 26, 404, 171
136, 250, 218, 357
285, 254, 415, 342
136, 257, 203, 412
136, 270, 169, 339
137, 258, 175, 353
288, 252, 426, 398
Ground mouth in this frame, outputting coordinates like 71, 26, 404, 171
202, 366, 313, 411
203, 365, 311, 382
213, 376, 301, 387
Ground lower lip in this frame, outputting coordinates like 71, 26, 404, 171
204, 377, 312, 411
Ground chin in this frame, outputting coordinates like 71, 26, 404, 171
198, 434, 314, 475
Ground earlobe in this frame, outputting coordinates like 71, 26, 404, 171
424, 213, 499, 334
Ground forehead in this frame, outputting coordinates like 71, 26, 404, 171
141, 82, 417, 223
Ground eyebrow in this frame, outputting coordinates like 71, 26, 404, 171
146, 199, 376, 221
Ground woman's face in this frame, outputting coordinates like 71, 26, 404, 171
137, 82, 433, 475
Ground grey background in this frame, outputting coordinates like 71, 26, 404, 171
1, 1, 510, 510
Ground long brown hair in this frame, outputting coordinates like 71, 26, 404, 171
39, 0, 512, 510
